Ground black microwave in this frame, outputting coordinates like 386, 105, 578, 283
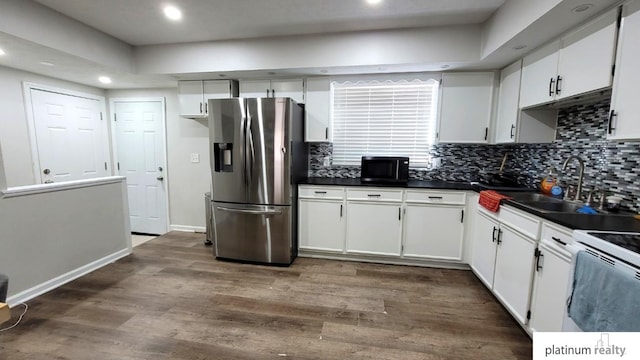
361, 156, 410, 184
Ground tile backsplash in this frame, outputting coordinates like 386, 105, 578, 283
309, 99, 640, 212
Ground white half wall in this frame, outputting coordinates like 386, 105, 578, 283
0, 177, 131, 304
135, 26, 482, 74
106, 88, 210, 230
0, 65, 106, 187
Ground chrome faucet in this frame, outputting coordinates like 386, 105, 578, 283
562, 155, 585, 202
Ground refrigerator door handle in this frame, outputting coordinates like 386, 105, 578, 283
246, 114, 254, 188
216, 206, 282, 216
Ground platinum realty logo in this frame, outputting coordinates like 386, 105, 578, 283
534, 333, 637, 359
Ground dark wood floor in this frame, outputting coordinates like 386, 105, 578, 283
0, 232, 531, 359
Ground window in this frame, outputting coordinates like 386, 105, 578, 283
331, 77, 439, 168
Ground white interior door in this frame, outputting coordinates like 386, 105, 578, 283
31, 89, 108, 183
113, 100, 167, 235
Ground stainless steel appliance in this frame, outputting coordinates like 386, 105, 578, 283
360, 156, 409, 184
563, 230, 640, 331
208, 98, 307, 265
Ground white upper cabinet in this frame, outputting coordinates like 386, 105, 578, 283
494, 60, 522, 144
178, 80, 238, 118
239, 79, 305, 104
519, 42, 560, 108
519, 8, 618, 108
608, 1, 640, 140
304, 77, 331, 142
438, 72, 495, 144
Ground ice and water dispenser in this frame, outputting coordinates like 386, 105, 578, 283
213, 143, 233, 172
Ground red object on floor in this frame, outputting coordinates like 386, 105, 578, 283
478, 190, 512, 212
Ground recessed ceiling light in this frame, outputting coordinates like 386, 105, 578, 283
572, 4, 593, 13
98, 76, 112, 84
512, 45, 527, 50
40, 61, 55, 66
366, 0, 383, 6
0, 48, 5, 56
163, 5, 182, 21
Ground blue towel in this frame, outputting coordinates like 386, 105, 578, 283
568, 250, 640, 331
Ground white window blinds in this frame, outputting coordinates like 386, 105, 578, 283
331, 78, 439, 168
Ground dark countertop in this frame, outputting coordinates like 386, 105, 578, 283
503, 199, 640, 232
300, 177, 474, 190
300, 177, 640, 233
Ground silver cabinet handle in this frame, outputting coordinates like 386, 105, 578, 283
217, 206, 282, 215
367, 194, 381, 198
156, 176, 164, 181
428, 196, 443, 200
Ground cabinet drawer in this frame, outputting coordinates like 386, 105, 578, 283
299, 186, 345, 200
541, 222, 573, 248
405, 190, 466, 205
346, 188, 403, 202
500, 205, 541, 239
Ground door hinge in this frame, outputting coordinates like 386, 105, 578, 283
527, 310, 531, 320
100, 112, 103, 120
104, 162, 108, 171
117, 162, 120, 171
460, 209, 464, 223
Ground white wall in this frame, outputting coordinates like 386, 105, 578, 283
0, 178, 131, 304
106, 88, 210, 231
135, 26, 481, 74
0, 65, 106, 187
0, 0, 133, 72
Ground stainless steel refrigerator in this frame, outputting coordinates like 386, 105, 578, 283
208, 97, 307, 265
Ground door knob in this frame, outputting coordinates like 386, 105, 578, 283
43, 168, 51, 175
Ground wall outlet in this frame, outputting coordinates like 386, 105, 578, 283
190, 153, 200, 163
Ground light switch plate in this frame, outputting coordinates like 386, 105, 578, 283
190, 153, 200, 163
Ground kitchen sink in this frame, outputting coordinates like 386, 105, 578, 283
515, 200, 584, 213
499, 191, 587, 214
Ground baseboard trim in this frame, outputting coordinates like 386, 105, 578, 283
6, 248, 131, 306
298, 251, 470, 270
169, 224, 206, 233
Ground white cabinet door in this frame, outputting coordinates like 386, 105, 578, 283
609, 1, 640, 140
305, 77, 331, 142
438, 73, 494, 143
178, 80, 205, 117
492, 225, 536, 324
203, 80, 237, 115
346, 202, 402, 256
519, 42, 560, 108
271, 79, 305, 103
494, 60, 521, 144
240, 80, 272, 98
240, 79, 305, 103
557, 9, 617, 100
299, 199, 345, 253
403, 204, 464, 260
528, 242, 572, 332
470, 211, 499, 288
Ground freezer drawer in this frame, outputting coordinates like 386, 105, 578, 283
213, 202, 294, 265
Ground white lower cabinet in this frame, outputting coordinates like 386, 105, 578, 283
346, 201, 402, 256
470, 210, 500, 288
298, 199, 345, 253
492, 224, 537, 324
528, 223, 573, 332
470, 206, 539, 325
403, 204, 464, 261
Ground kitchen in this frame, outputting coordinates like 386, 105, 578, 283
1, 0, 640, 358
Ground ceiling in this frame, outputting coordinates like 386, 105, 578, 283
0, 0, 621, 89
33, 0, 506, 46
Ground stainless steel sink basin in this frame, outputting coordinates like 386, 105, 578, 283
499, 192, 586, 213
515, 200, 584, 213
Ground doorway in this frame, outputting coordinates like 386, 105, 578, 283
110, 98, 168, 235
25, 85, 110, 184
